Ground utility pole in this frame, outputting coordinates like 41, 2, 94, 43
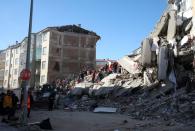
20, 0, 33, 126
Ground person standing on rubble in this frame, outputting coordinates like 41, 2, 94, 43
92, 70, 96, 83
113, 62, 118, 73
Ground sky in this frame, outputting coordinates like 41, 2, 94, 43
0, 0, 167, 60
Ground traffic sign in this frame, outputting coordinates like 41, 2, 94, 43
20, 69, 31, 80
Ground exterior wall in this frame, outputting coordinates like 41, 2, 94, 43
3, 34, 37, 89
2, 26, 99, 87
4, 48, 13, 89
0, 50, 6, 87
10, 47, 20, 89
4, 46, 22, 89
40, 32, 50, 85
41, 30, 98, 85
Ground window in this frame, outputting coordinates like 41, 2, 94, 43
6, 52, 9, 57
59, 35, 62, 45
42, 47, 47, 55
15, 58, 19, 65
16, 48, 19, 54
41, 75, 46, 83
13, 79, 17, 86
53, 62, 60, 72
6, 60, 9, 66
51, 32, 58, 41
5, 70, 8, 76
56, 48, 61, 56
42, 61, 46, 69
14, 69, 17, 75
42, 33, 47, 42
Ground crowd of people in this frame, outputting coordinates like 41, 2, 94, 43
0, 90, 33, 122
47, 62, 121, 94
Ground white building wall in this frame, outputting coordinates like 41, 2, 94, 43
10, 47, 20, 89
3, 49, 11, 88
40, 31, 50, 85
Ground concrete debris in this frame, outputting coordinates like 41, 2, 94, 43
117, 55, 141, 75
93, 107, 117, 113
167, 10, 177, 41
141, 38, 152, 66
56, 0, 195, 127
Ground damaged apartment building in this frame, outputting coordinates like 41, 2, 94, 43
2, 25, 100, 89
118, 0, 195, 87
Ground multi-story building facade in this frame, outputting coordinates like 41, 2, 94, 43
39, 25, 100, 85
0, 50, 6, 87
3, 34, 37, 89
4, 44, 21, 89
3, 25, 100, 89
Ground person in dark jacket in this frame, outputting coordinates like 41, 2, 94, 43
48, 92, 55, 111
11, 91, 19, 117
0, 92, 5, 115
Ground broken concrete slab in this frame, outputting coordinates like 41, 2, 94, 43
93, 107, 117, 113
158, 46, 168, 80
128, 78, 143, 88
150, 11, 169, 37
141, 38, 152, 66
74, 82, 94, 88
117, 55, 141, 75
167, 10, 177, 41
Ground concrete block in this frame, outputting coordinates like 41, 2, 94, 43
158, 46, 168, 80
93, 107, 117, 113
167, 10, 177, 41
141, 38, 152, 66
117, 56, 141, 74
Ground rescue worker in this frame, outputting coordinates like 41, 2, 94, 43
27, 91, 33, 118
48, 92, 55, 111
11, 91, 19, 117
21, 90, 33, 118
2, 90, 13, 120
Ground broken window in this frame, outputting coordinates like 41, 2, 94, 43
56, 48, 61, 56
53, 62, 60, 72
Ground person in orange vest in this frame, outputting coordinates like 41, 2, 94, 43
21, 90, 33, 118
27, 91, 33, 118
2, 90, 13, 121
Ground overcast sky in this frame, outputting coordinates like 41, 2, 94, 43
0, 0, 167, 60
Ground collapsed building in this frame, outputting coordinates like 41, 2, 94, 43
119, 0, 195, 87
66, 0, 195, 123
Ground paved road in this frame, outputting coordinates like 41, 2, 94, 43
0, 122, 18, 131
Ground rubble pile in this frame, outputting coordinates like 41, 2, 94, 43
63, 0, 195, 124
